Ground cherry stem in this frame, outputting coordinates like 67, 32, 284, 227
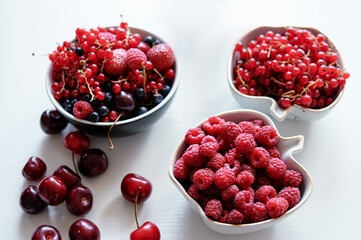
152, 68, 164, 79
72, 152, 79, 175
107, 112, 123, 150
134, 186, 141, 228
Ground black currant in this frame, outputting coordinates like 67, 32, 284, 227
82, 94, 92, 102
135, 106, 148, 116
89, 112, 99, 122
160, 85, 171, 97
61, 99, 73, 113
134, 88, 145, 99
104, 92, 113, 103
98, 106, 109, 117
143, 36, 156, 47
153, 94, 163, 105
75, 47, 84, 56
153, 39, 162, 45
90, 99, 100, 110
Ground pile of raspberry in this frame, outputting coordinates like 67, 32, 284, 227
232, 27, 350, 109
49, 21, 175, 122
173, 116, 303, 224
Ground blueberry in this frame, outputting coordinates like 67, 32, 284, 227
83, 94, 92, 102
134, 88, 145, 99
75, 47, 84, 56
160, 85, 171, 97
104, 92, 113, 103
153, 94, 164, 105
61, 99, 73, 113
143, 36, 156, 47
71, 99, 78, 106
98, 106, 109, 117
135, 106, 148, 116
89, 112, 99, 122
153, 39, 162, 45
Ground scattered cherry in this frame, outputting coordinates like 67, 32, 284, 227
64, 131, 90, 154
31, 225, 62, 240
53, 165, 82, 190
130, 221, 161, 240
40, 109, 68, 134
37, 176, 68, 206
121, 173, 152, 203
78, 148, 108, 177
68, 219, 100, 240
20, 185, 48, 214
22, 156, 47, 181
66, 185, 93, 216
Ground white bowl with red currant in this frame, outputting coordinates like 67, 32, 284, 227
46, 21, 180, 136
228, 26, 350, 121
169, 109, 313, 234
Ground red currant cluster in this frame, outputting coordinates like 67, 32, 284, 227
49, 21, 175, 122
233, 27, 350, 109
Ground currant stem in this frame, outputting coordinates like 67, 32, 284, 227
134, 186, 141, 228
72, 152, 79, 175
107, 112, 123, 150
152, 68, 164, 79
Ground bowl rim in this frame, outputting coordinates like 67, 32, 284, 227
46, 26, 180, 127
227, 26, 346, 120
169, 109, 313, 228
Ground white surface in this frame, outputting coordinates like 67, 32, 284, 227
0, 0, 360, 239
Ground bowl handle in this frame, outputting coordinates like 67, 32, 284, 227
282, 135, 304, 155
269, 101, 288, 121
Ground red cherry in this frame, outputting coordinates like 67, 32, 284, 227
20, 185, 48, 214
37, 176, 67, 206
68, 219, 100, 240
64, 131, 90, 154
77, 148, 108, 177
22, 156, 47, 181
130, 221, 161, 240
53, 165, 82, 190
31, 225, 61, 240
66, 186, 93, 216
121, 173, 152, 203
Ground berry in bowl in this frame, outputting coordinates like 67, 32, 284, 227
46, 21, 179, 136
227, 26, 350, 121
169, 109, 312, 234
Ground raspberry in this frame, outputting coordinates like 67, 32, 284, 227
125, 48, 147, 70
254, 185, 277, 204
236, 170, 255, 189
214, 166, 236, 189
234, 190, 254, 213
283, 170, 303, 187
248, 147, 270, 169
173, 158, 191, 180
220, 121, 242, 144
278, 186, 301, 208
204, 199, 222, 220
193, 168, 214, 190
250, 202, 267, 223
199, 136, 219, 157
240, 164, 256, 178
253, 172, 272, 189
73, 101, 94, 119
266, 197, 289, 218
189, 167, 201, 183
266, 158, 287, 179
104, 48, 128, 77
203, 116, 225, 136
182, 144, 206, 167
207, 153, 225, 170
224, 148, 243, 165
98, 32, 116, 43
205, 184, 221, 196
222, 200, 234, 212
218, 211, 229, 223
245, 186, 255, 197
252, 119, 263, 128
238, 121, 257, 136
187, 184, 205, 202
185, 128, 205, 145
221, 184, 239, 201
216, 135, 229, 152
266, 146, 281, 159
146, 43, 175, 72
226, 209, 244, 224
232, 160, 242, 175
235, 133, 256, 154
255, 125, 279, 146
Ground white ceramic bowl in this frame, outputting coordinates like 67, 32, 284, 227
227, 26, 345, 121
169, 109, 313, 234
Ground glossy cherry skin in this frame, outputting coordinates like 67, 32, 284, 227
115, 91, 135, 112
22, 156, 47, 181
130, 221, 160, 240
37, 176, 67, 206
40, 109, 68, 134
78, 148, 108, 177
121, 173, 152, 203
68, 219, 100, 240
66, 186, 93, 216
64, 131, 90, 154
53, 165, 82, 190
31, 225, 62, 240
20, 185, 48, 214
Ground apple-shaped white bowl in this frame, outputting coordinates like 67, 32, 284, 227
227, 26, 345, 122
169, 109, 313, 234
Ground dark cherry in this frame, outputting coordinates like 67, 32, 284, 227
22, 156, 47, 181
121, 173, 152, 203
40, 109, 68, 134
20, 185, 48, 214
115, 91, 135, 112
66, 186, 93, 216
31, 225, 62, 240
130, 221, 161, 240
53, 165, 82, 190
78, 148, 108, 177
37, 176, 67, 206
64, 131, 90, 154
69, 219, 100, 240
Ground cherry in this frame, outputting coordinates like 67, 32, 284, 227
22, 156, 47, 181
130, 222, 161, 240
40, 109, 68, 134
31, 225, 61, 240
64, 131, 90, 154
121, 173, 152, 203
66, 185, 93, 216
20, 185, 48, 214
78, 148, 108, 177
115, 91, 135, 112
53, 165, 82, 190
37, 176, 67, 206
68, 219, 100, 240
